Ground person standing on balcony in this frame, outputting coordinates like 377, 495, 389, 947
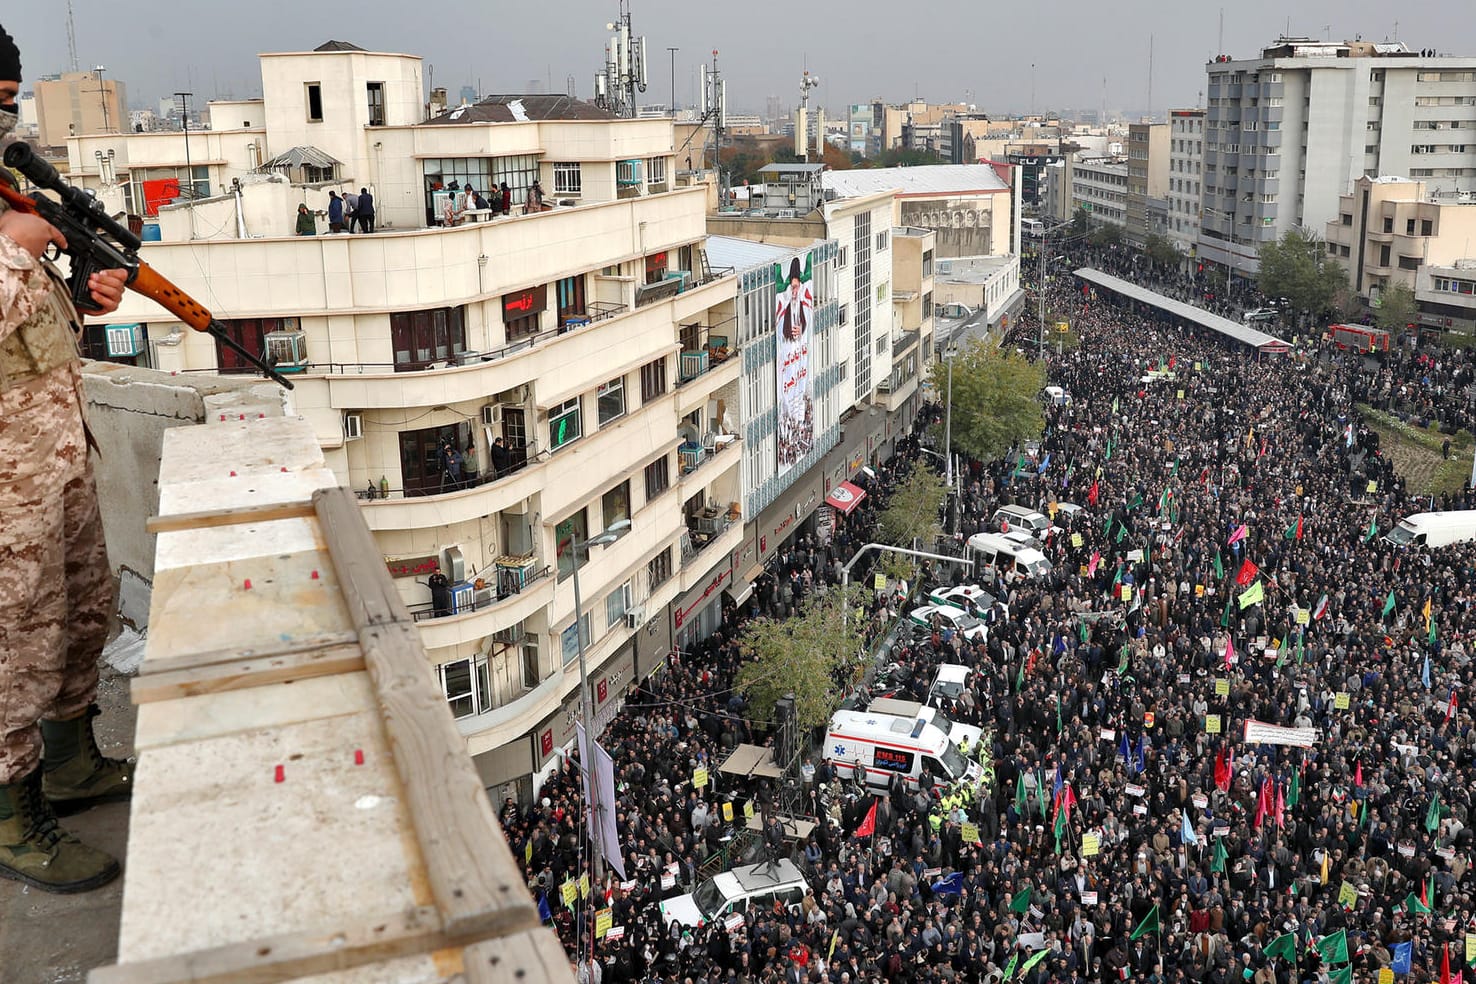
356, 187, 376, 233
490, 436, 511, 478
343, 188, 360, 233
0, 25, 136, 894
294, 203, 316, 236
327, 190, 344, 233
499, 182, 512, 215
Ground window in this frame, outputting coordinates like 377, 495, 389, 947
421, 154, 539, 221
647, 546, 673, 589
617, 159, 642, 185
553, 162, 582, 195
549, 397, 582, 451
1407, 219, 1417, 236
214, 317, 298, 374
597, 376, 625, 425
603, 480, 631, 529
640, 358, 667, 402
876, 281, 889, 303
875, 230, 889, 251
1383, 218, 1394, 234
645, 456, 670, 500
1398, 255, 1421, 270
1379, 245, 1391, 267
306, 83, 323, 123
390, 307, 467, 371
644, 251, 669, 285
503, 285, 548, 341
556, 275, 587, 325
606, 581, 633, 628
1422, 219, 1434, 237
439, 657, 485, 719
646, 156, 667, 185
556, 509, 589, 580
522, 644, 540, 689
366, 82, 385, 127
837, 246, 847, 268
560, 613, 591, 666
397, 421, 473, 496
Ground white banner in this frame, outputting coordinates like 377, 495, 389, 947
1241, 719, 1318, 748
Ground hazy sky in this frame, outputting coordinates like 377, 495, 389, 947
4, 2, 1467, 119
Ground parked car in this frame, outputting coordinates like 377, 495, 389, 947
661, 858, 809, 928
928, 583, 997, 617
907, 603, 988, 642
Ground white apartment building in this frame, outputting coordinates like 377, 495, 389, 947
1070, 155, 1130, 228
1166, 109, 1206, 257
74, 42, 743, 801
1199, 38, 1476, 276
1416, 261, 1476, 334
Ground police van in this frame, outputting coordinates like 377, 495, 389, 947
824, 710, 981, 792
966, 531, 1054, 582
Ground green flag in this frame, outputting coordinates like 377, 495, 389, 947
1117, 643, 1130, 676
1079, 620, 1090, 643
1056, 693, 1064, 734
1221, 593, 1233, 628
1020, 948, 1052, 977
1003, 951, 1020, 981
1130, 905, 1160, 941
1264, 933, 1298, 962
1213, 551, 1224, 579
1238, 580, 1265, 609
1329, 967, 1352, 984
1112, 396, 1119, 415
1128, 493, 1143, 511
1053, 804, 1067, 853
1426, 793, 1442, 832
1171, 457, 1179, 477
1404, 890, 1430, 915
1316, 930, 1349, 965
1037, 770, 1047, 819
1296, 630, 1305, 665
1105, 438, 1113, 461
1382, 591, 1396, 618
1287, 769, 1300, 808
1284, 518, 1300, 540
1010, 888, 1031, 914
1210, 837, 1228, 874
1364, 516, 1378, 543
1015, 773, 1027, 812
1115, 522, 1128, 544
1429, 616, 1438, 646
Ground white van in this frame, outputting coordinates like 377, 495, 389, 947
825, 710, 981, 792
1384, 511, 1476, 549
660, 858, 808, 928
925, 663, 974, 707
1044, 385, 1073, 406
991, 504, 1052, 536
867, 697, 984, 751
967, 532, 1054, 581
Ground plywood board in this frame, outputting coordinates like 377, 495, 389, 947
153, 517, 324, 572
461, 927, 571, 984
156, 468, 339, 520
118, 711, 432, 963
130, 641, 364, 704
147, 550, 354, 660
157, 416, 325, 486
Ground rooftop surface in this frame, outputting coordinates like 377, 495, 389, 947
821, 163, 1010, 199
426, 94, 615, 124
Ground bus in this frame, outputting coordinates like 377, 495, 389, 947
1330, 324, 1390, 353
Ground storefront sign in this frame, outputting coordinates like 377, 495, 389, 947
674, 563, 732, 629
502, 284, 547, 318
385, 554, 439, 578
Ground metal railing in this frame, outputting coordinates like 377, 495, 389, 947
677, 316, 739, 384
407, 564, 552, 622
355, 448, 532, 501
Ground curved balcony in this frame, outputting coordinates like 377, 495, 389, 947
357, 455, 544, 532
414, 565, 555, 654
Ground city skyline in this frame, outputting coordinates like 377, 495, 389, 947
4, 0, 1465, 122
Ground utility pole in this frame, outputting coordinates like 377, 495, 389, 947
667, 47, 679, 116
95, 66, 110, 133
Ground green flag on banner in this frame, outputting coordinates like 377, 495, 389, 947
1328, 966, 1352, 984
1429, 617, 1438, 646
1364, 516, 1378, 543
1427, 793, 1442, 832
1010, 888, 1031, 913
1316, 930, 1349, 965
1015, 773, 1027, 812
1213, 551, 1224, 579
1130, 905, 1160, 941
1211, 837, 1228, 874
1287, 769, 1300, 808
1020, 949, 1052, 977
1264, 933, 1298, 962
1404, 890, 1431, 915
1003, 952, 1020, 981
1382, 591, 1397, 618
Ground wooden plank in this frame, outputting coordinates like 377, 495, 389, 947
130, 642, 365, 704
134, 674, 377, 752
354, 619, 537, 941
117, 711, 431, 963
313, 487, 412, 628
136, 631, 361, 679
460, 926, 572, 984
157, 468, 339, 521
145, 500, 315, 535
91, 905, 453, 984
156, 416, 325, 486
154, 516, 325, 573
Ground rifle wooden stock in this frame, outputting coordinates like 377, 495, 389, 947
128, 262, 215, 332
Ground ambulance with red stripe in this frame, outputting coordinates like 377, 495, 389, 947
824, 710, 981, 793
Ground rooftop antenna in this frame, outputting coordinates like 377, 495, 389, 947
797, 69, 820, 160
1146, 35, 1153, 121
1218, 8, 1224, 58
593, 0, 647, 118
65, 0, 79, 72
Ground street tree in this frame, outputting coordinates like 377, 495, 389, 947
874, 462, 949, 580
735, 587, 865, 731
1330, 283, 1365, 324
928, 339, 1046, 463
1374, 282, 1418, 331
1071, 207, 1091, 238
1256, 229, 1346, 318
1089, 222, 1123, 247
1143, 233, 1181, 270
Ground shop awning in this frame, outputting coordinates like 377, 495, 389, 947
825, 481, 867, 515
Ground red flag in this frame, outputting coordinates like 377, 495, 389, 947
1354, 760, 1363, 787
1254, 778, 1270, 829
1234, 559, 1260, 587
1421, 876, 1431, 911
855, 799, 877, 838
1275, 781, 1285, 829
1441, 943, 1451, 984
1224, 636, 1236, 670
1446, 689, 1459, 724
1227, 524, 1248, 546
1214, 748, 1232, 792
1087, 479, 1100, 506
1169, 354, 1176, 368
1293, 516, 1303, 540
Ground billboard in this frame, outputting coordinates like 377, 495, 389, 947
774, 251, 815, 475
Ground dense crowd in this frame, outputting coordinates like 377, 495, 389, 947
503, 265, 1475, 984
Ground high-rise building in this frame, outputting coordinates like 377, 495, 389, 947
1198, 37, 1476, 276
33, 70, 127, 145
1125, 122, 1169, 245
1166, 109, 1206, 259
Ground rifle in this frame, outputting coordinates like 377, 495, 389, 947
0, 141, 293, 389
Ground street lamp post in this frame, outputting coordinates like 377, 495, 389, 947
942, 345, 958, 489
667, 47, 679, 116
839, 542, 972, 637
569, 517, 632, 885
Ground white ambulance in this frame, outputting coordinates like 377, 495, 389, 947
823, 710, 981, 792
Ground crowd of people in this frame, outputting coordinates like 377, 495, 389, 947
502, 259, 1475, 984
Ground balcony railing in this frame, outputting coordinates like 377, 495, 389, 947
407, 564, 552, 622
677, 317, 739, 384
682, 514, 734, 562
356, 446, 533, 501
677, 434, 740, 480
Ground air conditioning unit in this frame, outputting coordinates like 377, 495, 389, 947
481, 404, 501, 426
263, 329, 308, 367
105, 324, 143, 357
343, 412, 364, 441
624, 606, 645, 628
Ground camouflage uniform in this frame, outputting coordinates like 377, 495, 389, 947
0, 219, 114, 784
